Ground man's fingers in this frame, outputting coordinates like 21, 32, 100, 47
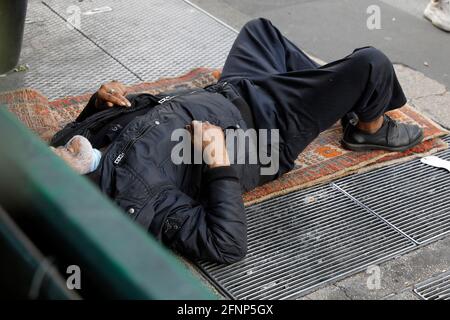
105, 93, 129, 107
113, 84, 131, 107
98, 82, 131, 107
99, 90, 130, 107
191, 120, 204, 149
111, 91, 131, 107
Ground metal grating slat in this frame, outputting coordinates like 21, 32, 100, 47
197, 185, 414, 300
414, 271, 450, 300
335, 136, 450, 244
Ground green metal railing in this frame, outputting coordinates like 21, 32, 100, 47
0, 106, 216, 299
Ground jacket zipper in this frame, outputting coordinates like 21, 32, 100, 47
113, 121, 157, 165
112, 89, 206, 166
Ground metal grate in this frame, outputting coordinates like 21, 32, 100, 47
198, 136, 450, 299
1, 0, 237, 100
198, 185, 415, 300
43, 0, 237, 82
414, 271, 450, 300
0, 0, 139, 100
335, 136, 450, 244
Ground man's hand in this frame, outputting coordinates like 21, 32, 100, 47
96, 80, 131, 108
188, 120, 230, 168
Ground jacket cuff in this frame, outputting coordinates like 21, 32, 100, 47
204, 166, 239, 185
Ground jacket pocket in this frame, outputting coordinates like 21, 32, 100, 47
112, 165, 154, 227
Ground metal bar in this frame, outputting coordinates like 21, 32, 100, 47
331, 183, 418, 244
414, 271, 450, 300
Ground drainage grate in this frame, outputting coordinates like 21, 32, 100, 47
335, 136, 450, 244
414, 271, 450, 300
198, 185, 414, 300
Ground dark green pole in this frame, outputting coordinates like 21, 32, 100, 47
0, 0, 28, 74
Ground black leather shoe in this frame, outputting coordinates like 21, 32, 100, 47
342, 115, 424, 152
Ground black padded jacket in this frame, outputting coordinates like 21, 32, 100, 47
51, 83, 266, 264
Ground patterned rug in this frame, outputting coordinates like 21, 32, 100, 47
244, 107, 448, 205
0, 68, 448, 206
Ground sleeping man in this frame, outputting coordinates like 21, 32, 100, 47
50, 18, 423, 264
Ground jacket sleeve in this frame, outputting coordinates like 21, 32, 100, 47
158, 166, 247, 264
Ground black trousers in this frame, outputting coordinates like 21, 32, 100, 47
219, 18, 407, 175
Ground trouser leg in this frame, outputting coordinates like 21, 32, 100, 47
340, 47, 406, 123
221, 19, 406, 136
217, 19, 408, 175
220, 18, 319, 81
260, 46, 407, 172
273, 46, 407, 137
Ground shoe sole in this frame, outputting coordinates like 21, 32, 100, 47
424, 6, 450, 32
341, 130, 425, 152
431, 19, 450, 32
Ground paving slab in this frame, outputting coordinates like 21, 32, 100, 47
411, 92, 450, 130
394, 64, 447, 100
393, 64, 450, 129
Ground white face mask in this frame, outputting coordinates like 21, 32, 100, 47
89, 148, 102, 173
52, 135, 103, 175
